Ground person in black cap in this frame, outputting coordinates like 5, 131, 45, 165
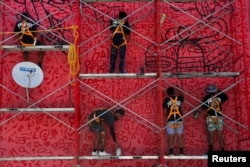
109, 11, 131, 73
198, 84, 228, 152
87, 108, 125, 156
163, 87, 184, 155
14, 12, 44, 69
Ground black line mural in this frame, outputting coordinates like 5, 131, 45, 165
145, 1, 240, 73
13, 0, 75, 45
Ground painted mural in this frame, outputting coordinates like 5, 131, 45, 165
0, 0, 250, 167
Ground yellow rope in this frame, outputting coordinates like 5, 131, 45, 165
1, 24, 80, 79
68, 25, 80, 80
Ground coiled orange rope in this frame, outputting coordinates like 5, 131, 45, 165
68, 25, 80, 80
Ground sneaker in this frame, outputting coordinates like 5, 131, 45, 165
168, 148, 174, 156
91, 151, 99, 156
179, 150, 184, 156
99, 151, 111, 156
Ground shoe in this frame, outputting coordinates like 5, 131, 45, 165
179, 150, 184, 156
99, 151, 111, 156
91, 151, 99, 156
168, 148, 174, 156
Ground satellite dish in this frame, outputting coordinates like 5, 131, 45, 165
12, 62, 44, 88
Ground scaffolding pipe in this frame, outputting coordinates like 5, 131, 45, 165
80, 83, 160, 132
239, 0, 250, 143
0, 1, 3, 124
73, 1, 81, 166
78, 79, 161, 132
163, 0, 240, 45
0, 81, 75, 128
154, 0, 165, 165
163, 79, 248, 131
161, 0, 238, 53
0, 1, 74, 45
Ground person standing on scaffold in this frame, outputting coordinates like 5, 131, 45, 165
195, 84, 228, 153
109, 11, 131, 73
163, 87, 185, 155
14, 12, 44, 69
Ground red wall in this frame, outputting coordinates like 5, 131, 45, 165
1, 0, 250, 167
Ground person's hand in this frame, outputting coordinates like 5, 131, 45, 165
112, 20, 118, 26
194, 111, 199, 119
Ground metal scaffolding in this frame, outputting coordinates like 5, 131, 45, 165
0, 0, 249, 166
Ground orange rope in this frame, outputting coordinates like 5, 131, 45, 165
68, 25, 80, 80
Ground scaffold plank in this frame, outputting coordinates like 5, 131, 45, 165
79, 72, 240, 79
79, 73, 156, 78
162, 72, 240, 78
81, 0, 204, 2
0, 108, 75, 112
0, 45, 70, 51
0, 156, 74, 161
79, 155, 208, 160
0, 155, 207, 161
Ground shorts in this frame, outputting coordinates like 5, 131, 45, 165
206, 116, 223, 131
88, 113, 104, 132
166, 121, 184, 135
20, 35, 43, 46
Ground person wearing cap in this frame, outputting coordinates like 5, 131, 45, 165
109, 11, 131, 73
87, 108, 125, 156
14, 12, 44, 69
200, 84, 228, 152
163, 87, 184, 155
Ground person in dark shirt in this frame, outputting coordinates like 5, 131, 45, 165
109, 11, 131, 73
163, 87, 184, 155
14, 12, 44, 69
88, 108, 125, 156
201, 84, 228, 152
